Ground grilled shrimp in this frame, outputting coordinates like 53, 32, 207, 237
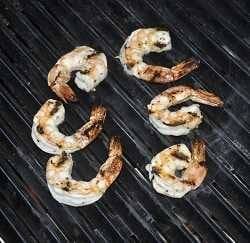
148, 86, 223, 136
46, 137, 123, 206
119, 28, 199, 83
48, 46, 107, 102
146, 139, 207, 198
32, 99, 106, 154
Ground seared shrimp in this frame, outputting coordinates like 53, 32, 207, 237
46, 137, 123, 206
119, 28, 199, 83
146, 140, 207, 198
48, 46, 107, 102
148, 86, 223, 136
32, 99, 106, 154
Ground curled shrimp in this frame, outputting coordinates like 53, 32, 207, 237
119, 28, 200, 83
32, 99, 106, 154
46, 137, 123, 206
148, 85, 223, 136
48, 46, 107, 102
146, 139, 207, 198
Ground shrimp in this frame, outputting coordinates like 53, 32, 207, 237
32, 99, 106, 154
119, 28, 200, 83
48, 46, 107, 102
146, 139, 207, 198
46, 137, 123, 206
148, 85, 223, 136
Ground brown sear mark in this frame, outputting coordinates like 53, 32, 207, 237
52, 64, 62, 84
56, 152, 68, 166
167, 174, 176, 180
142, 67, 164, 82
62, 180, 71, 192
154, 41, 167, 48
150, 71, 163, 81
99, 156, 122, 184
163, 120, 186, 126
175, 168, 186, 178
198, 161, 206, 167
171, 151, 189, 161
126, 61, 136, 69
168, 90, 181, 95
181, 179, 195, 186
87, 51, 99, 59
50, 101, 62, 116
50, 80, 56, 87
79, 69, 90, 75
56, 143, 62, 149
152, 166, 161, 176
37, 125, 44, 134
82, 121, 102, 138
54, 71, 62, 83
188, 112, 198, 117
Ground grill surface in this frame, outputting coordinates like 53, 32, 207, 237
0, 0, 250, 242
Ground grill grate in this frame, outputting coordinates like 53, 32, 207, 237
0, 0, 249, 242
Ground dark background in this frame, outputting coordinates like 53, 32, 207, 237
0, 0, 249, 242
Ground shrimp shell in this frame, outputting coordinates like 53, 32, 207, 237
32, 99, 106, 154
46, 137, 123, 206
48, 46, 107, 102
119, 28, 200, 83
146, 139, 207, 198
148, 85, 223, 136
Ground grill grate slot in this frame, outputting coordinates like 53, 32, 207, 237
0, 0, 249, 242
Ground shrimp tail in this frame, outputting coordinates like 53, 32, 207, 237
191, 139, 206, 164
109, 136, 122, 157
182, 139, 207, 189
90, 106, 107, 123
48, 64, 77, 103
193, 89, 224, 107
98, 137, 123, 186
171, 58, 200, 80
51, 83, 77, 103
77, 106, 106, 140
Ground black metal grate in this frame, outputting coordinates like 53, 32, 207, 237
0, 0, 249, 242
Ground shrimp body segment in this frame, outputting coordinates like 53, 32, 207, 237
48, 46, 107, 102
148, 86, 223, 136
46, 137, 123, 206
32, 99, 106, 154
119, 28, 200, 83
146, 140, 207, 198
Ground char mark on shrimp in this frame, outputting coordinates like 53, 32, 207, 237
174, 168, 186, 178
36, 124, 44, 134
50, 101, 62, 116
79, 69, 90, 75
181, 179, 196, 186
146, 140, 207, 198
198, 161, 206, 167
162, 120, 187, 126
57, 152, 68, 167
126, 61, 136, 69
61, 180, 72, 192
81, 121, 102, 139
171, 151, 189, 161
154, 41, 167, 48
